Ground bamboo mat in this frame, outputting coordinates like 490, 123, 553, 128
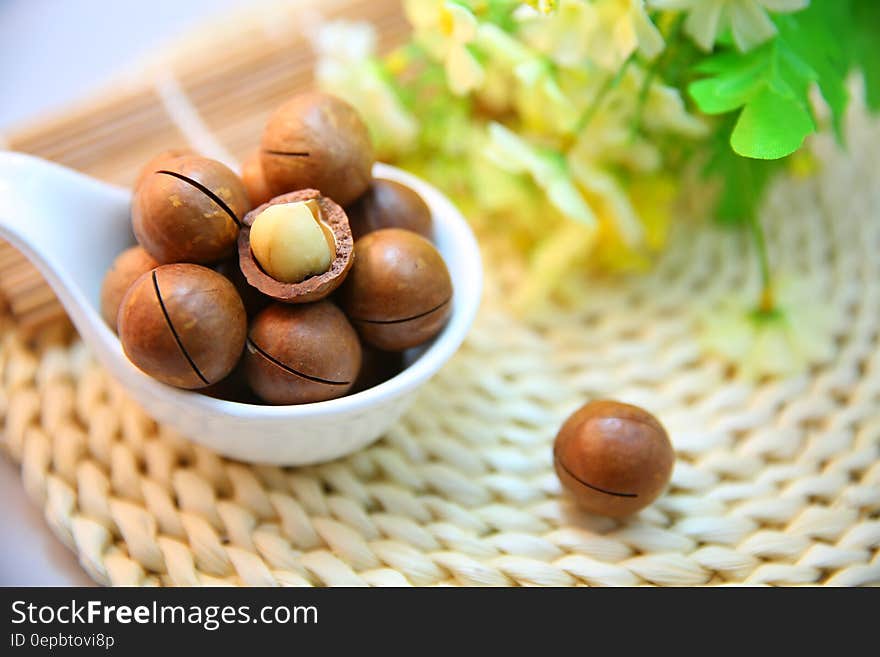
1, 0, 879, 587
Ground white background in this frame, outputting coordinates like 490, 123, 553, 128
0, 0, 263, 585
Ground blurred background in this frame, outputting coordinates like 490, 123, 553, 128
0, 0, 250, 131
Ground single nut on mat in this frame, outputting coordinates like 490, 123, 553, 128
249, 200, 334, 284
346, 179, 433, 241
260, 92, 374, 206
238, 189, 353, 303
553, 400, 674, 518
133, 148, 196, 191
339, 228, 453, 351
241, 149, 274, 207
100, 246, 159, 332
132, 155, 251, 264
117, 264, 247, 389
244, 301, 362, 404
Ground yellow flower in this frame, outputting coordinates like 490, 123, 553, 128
405, 0, 485, 95
700, 277, 835, 379
591, 0, 666, 68
523, 0, 559, 14
513, 60, 580, 135
520, 0, 664, 70
484, 122, 597, 227
649, 0, 809, 52
517, 0, 592, 67
629, 175, 676, 251
474, 23, 531, 114
568, 158, 644, 247
565, 66, 705, 173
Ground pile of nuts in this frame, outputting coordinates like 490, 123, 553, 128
101, 92, 453, 405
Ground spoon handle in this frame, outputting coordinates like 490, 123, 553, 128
0, 151, 131, 331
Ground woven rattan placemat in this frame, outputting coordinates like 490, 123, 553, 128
1, 0, 878, 586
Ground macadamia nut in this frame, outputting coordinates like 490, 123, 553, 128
260, 92, 374, 206
101, 246, 159, 332
117, 264, 247, 389
339, 229, 452, 351
554, 400, 674, 517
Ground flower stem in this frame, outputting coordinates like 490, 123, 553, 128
572, 57, 633, 136
630, 14, 685, 139
746, 211, 775, 314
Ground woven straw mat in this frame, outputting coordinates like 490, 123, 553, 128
2, 9, 880, 587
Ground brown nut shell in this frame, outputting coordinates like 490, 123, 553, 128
260, 92, 374, 206
339, 229, 452, 351
351, 346, 405, 394
553, 400, 674, 518
201, 361, 260, 404
238, 189, 353, 303
133, 155, 251, 264
213, 257, 271, 319
244, 301, 362, 404
241, 149, 274, 207
346, 179, 433, 241
133, 148, 196, 191
117, 264, 247, 389
101, 246, 159, 332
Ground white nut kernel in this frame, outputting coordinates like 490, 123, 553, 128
249, 201, 335, 283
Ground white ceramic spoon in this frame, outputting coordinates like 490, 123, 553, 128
0, 151, 482, 465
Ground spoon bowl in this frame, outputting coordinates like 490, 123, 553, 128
0, 152, 482, 465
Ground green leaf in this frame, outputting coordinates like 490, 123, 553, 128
689, 39, 816, 160
774, 1, 851, 141
690, 49, 768, 114
852, 0, 880, 111
686, 0, 880, 159
704, 117, 786, 225
731, 88, 814, 159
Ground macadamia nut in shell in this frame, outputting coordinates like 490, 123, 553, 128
347, 179, 432, 241
133, 155, 250, 264
244, 302, 361, 404
241, 149, 274, 207
553, 400, 674, 517
117, 264, 247, 389
101, 246, 158, 331
339, 229, 452, 351
260, 92, 374, 206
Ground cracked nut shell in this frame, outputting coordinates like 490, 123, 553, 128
117, 264, 247, 389
244, 301, 362, 405
133, 155, 251, 264
339, 228, 452, 351
553, 400, 674, 518
260, 92, 374, 206
238, 189, 353, 303
346, 179, 433, 241
101, 246, 159, 332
